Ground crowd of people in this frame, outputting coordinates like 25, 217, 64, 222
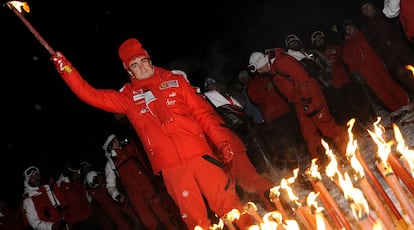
2, 0, 414, 229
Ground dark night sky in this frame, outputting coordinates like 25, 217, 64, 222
3, 0, 364, 204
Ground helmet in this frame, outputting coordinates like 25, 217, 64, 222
204, 77, 217, 90
311, 31, 326, 44
285, 34, 302, 48
248, 52, 269, 73
85, 171, 100, 188
23, 166, 40, 183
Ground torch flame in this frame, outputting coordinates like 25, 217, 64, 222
367, 117, 394, 169
6, 1, 30, 13
393, 123, 414, 177
280, 168, 301, 206
322, 139, 339, 179
322, 136, 371, 220
306, 158, 322, 180
224, 209, 240, 222
283, 219, 300, 230
343, 173, 370, 219
248, 211, 285, 230
346, 118, 365, 179
406, 65, 414, 75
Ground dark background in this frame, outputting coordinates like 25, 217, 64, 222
3, 0, 365, 205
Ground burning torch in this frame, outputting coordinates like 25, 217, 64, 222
5, 1, 55, 55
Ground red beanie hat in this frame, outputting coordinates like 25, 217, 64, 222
118, 38, 150, 68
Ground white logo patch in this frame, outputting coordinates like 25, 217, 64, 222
166, 99, 176, 106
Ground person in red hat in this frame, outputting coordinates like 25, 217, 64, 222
51, 38, 253, 229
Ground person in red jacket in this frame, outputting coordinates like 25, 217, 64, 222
246, 68, 310, 175
360, 0, 414, 97
103, 134, 184, 230
51, 38, 251, 229
310, 30, 376, 128
248, 50, 348, 166
84, 170, 136, 230
20, 166, 70, 230
341, 19, 411, 113
55, 163, 101, 230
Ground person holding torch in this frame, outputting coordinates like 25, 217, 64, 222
50, 38, 252, 230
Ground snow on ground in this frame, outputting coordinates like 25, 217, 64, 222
240, 105, 414, 229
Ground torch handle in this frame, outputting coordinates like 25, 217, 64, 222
356, 153, 404, 221
388, 152, 414, 196
10, 6, 55, 55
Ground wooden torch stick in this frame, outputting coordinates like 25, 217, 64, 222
7, 2, 55, 55
356, 153, 405, 222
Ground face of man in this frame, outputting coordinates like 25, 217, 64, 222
28, 172, 41, 187
257, 64, 271, 74
288, 40, 301, 51
361, 3, 376, 18
313, 36, 326, 47
345, 25, 356, 36
127, 56, 154, 80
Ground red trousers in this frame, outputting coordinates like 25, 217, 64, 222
295, 102, 348, 159
125, 172, 174, 230
226, 151, 274, 211
162, 155, 250, 229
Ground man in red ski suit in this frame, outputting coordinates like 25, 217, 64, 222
246, 71, 310, 175
103, 134, 183, 230
248, 51, 348, 164
51, 38, 250, 229
20, 166, 71, 230
55, 163, 100, 229
310, 30, 376, 128
341, 20, 410, 112
85, 170, 135, 230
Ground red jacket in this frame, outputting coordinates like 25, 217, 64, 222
342, 29, 409, 111
320, 44, 352, 89
400, 0, 414, 41
60, 66, 231, 174
56, 180, 93, 224
246, 75, 291, 124
21, 184, 70, 229
270, 53, 326, 107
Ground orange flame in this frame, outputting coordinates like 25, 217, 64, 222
283, 219, 300, 229
393, 123, 414, 177
322, 138, 370, 220
406, 65, 414, 75
280, 168, 300, 206
367, 118, 394, 169
346, 118, 365, 179
224, 209, 240, 222
7, 1, 30, 13
306, 158, 322, 180
306, 192, 327, 230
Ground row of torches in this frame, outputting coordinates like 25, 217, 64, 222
197, 118, 414, 230
4, 2, 414, 229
